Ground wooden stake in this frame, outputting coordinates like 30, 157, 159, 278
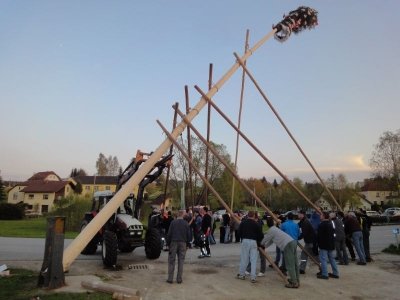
204, 63, 213, 206
185, 86, 194, 209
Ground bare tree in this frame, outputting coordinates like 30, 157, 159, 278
370, 130, 400, 191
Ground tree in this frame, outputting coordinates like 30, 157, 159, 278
70, 168, 87, 177
95, 153, 121, 176
370, 130, 400, 191
0, 175, 6, 203
170, 136, 234, 206
96, 153, 108, 175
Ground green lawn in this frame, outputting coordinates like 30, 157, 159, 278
0, 218, 78, 239
0, 269, 110, 300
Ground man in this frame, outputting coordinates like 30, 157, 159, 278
280, 212, 300, 273
344, 212, 367, 265
166, 210, 191, 284
246, 212, 266, 277
298, 210, 317, 274
358, 209, 372, 262
237, 211, 264, 283
317, 212, 339, 280
198, 206, 212, 258
330, 212, 348, 265
261, 218, 300, 288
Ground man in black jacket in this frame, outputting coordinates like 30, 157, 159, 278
198, 206, 212, 258
317, 212, 339, 279
298, 210, 317, 274
237, 211, 264, 283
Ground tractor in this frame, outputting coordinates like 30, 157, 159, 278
80, 151, 173, 267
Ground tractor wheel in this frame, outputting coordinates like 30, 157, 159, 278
145, 228, 162, 259
80, 220, 98, 255
102, 230, 118, 267
118, 241, 135, 253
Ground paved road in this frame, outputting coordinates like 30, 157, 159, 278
0, 224, 398, 263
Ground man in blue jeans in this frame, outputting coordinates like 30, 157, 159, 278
317, 212, 339, 280
345, 212, 367, 265
237, 211, 264, 283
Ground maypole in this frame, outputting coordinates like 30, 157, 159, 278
62, 6, 318, 271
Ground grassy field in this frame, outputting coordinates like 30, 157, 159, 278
0, 218, 78, 239
0, 269, 110, 300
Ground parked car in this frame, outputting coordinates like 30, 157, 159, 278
365, 210, 385, 223
280, 210, 299, 220
212, 209, 226, 222
382, 207, 400, 217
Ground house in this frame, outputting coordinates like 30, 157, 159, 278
150, 194, 172, 211
359, 178, 398, 207
7, 171, 74, 214
74, 176, 119, 196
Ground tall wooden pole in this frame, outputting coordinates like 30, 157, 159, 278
230, 29, 250, 211
204, 63, 213, 207
163, 102, 179, 208
233, 52, 342, 211
185, 86, 194, 209
62, 28, 277, 271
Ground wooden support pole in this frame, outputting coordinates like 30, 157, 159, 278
204, 63, 213, 206
233, 52, 342, 212
163, 102, 179, 209
194, 86, 322, 214
231, 29, 250, 211
62, 27, 276, 271
157, 119, 288, 284
185, 86, 194, 209
38, 216, 65, 289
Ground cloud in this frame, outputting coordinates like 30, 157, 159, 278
345, 155, 369, 170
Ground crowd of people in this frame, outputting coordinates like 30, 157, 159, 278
156, 206, 373, 288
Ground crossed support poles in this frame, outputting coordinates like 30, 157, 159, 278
158, 99, 321, 285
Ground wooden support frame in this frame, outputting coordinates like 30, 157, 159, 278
62, 28, 277, 271
172, 103, 321, 269
157, 119, 289, 284
233, 52, 342, 212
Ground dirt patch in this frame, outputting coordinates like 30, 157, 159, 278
191, 268, 219, 275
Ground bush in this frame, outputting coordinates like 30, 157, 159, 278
0, 203, 25, 220
48, 195, 92, 231
382, 243, 400, 255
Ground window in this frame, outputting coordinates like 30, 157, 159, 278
105, 186, 110, 190
42, 205, 48, 213
28, 194, 34, 200
376, 192, 380, 197
13, 193, 18, 200
43, 194, 49, 200
94, 186, 99, 192
66, 187, 69, 193
85, 186, 90, 191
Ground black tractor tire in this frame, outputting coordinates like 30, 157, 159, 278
118, 241, 135, 253
102, 230, 118, 267
80, 220, 98, 255
145, 228, 162, 259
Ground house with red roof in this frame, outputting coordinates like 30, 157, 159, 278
7, 171, 74, 214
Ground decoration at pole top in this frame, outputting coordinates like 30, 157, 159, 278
273, 6, 318, 42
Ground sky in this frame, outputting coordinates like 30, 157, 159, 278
1, 1, 399, 184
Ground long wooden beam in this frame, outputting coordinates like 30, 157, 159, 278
233, 52, 342, 212
62, 28, 277, 271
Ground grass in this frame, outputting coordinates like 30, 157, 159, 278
382, 243, 400, 255
0, 218, 78, 239
0, 269, 110, 300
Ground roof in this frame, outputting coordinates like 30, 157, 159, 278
28, 171, 61, 181
21, 181, 71, 193
74, 176, 118, 185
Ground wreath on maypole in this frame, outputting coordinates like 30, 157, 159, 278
273, 6, 318, 42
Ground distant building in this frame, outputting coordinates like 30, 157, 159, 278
7, 171, 74, 214
73, 175, 139, 197
359, 178, 399, 207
